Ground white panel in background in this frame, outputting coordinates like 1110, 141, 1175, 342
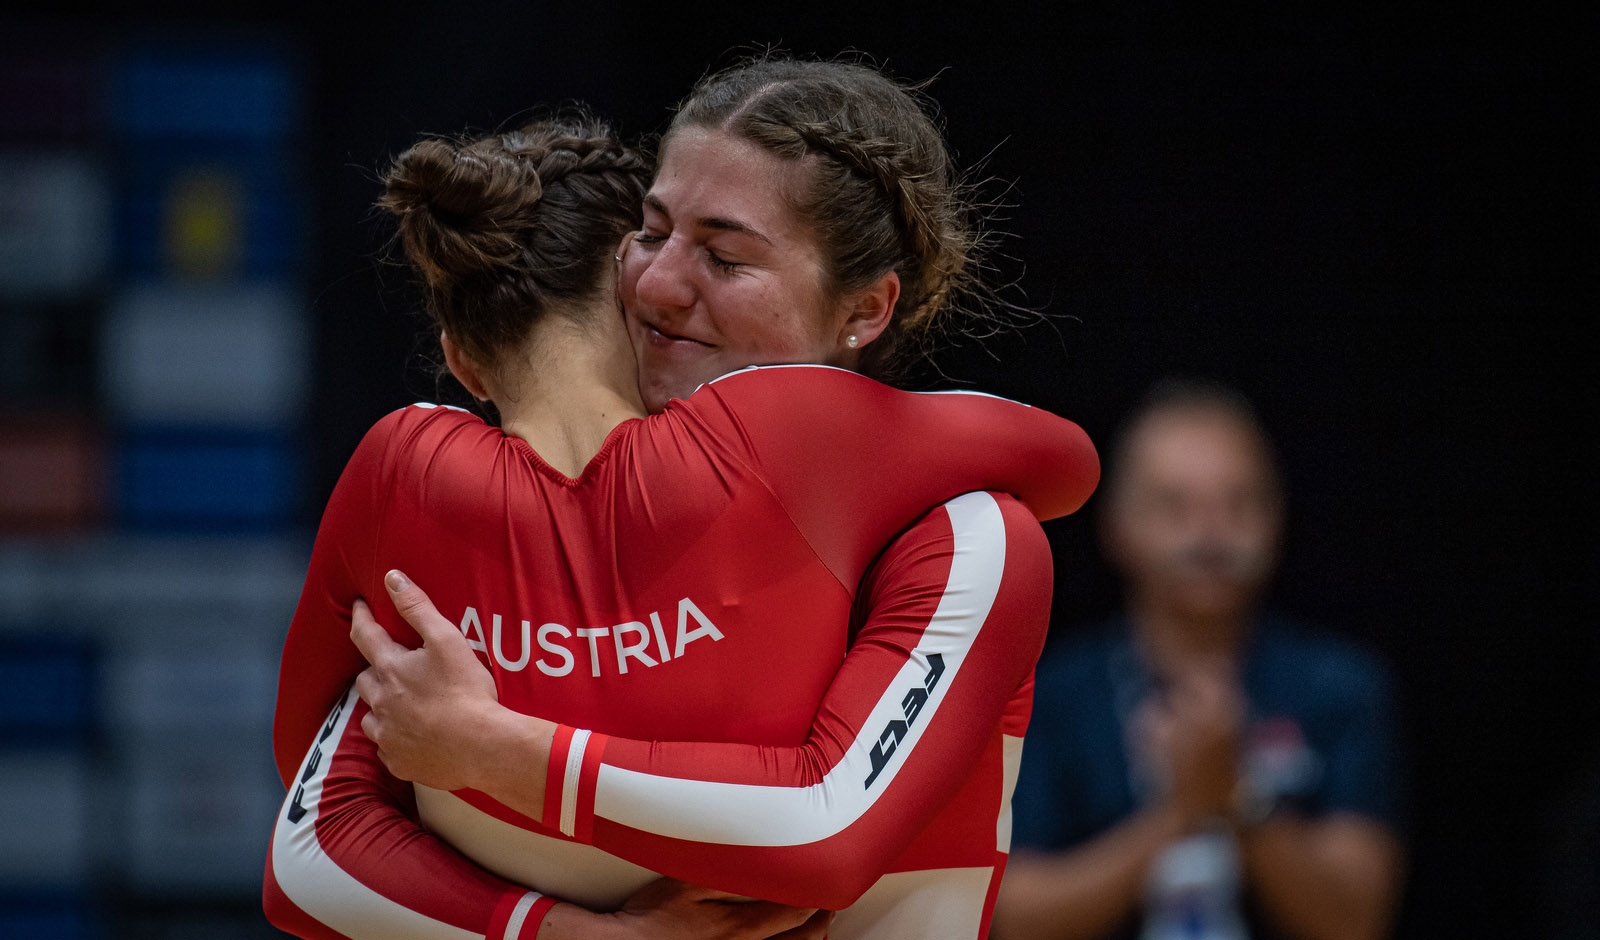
0, 751, 92, 886
0, 150, 111, 299
100, 282, 310, 427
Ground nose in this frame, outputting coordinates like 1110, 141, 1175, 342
630, 235, 697, 313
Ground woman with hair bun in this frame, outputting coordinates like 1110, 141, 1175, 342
267, 53, 1097, 940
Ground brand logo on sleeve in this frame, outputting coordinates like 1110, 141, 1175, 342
864, 653, 946, 789
286, 694, 347, 824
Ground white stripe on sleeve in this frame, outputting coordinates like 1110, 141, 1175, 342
591, 491, 1008, 847
560, 728, 591, 837
501, 891, 541, 940
270, 687, 479, 940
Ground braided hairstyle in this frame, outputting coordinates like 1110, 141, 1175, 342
378, 113, 651, 372
667, 53, 988, 380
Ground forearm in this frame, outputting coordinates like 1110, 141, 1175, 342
267, 689, 555, 940
270, 690, 821, 940
1240, 813, 1404, 940
366, 494, 1050, 911
992, 804, 1189, 940
440, 493, 1048, 911
554, 493, 1051, 908
449, 703, 558, 822
722, 367, 1100, 530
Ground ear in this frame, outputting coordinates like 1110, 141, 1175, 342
614, 230, 636, 266
440, 331, 492, 401
837, 269, 900, 349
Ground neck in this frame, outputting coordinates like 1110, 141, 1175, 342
1125, 599, 1250, 679
491, 304, 646, 478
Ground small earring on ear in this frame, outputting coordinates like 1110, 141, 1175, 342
846, 334, 859, 349
614, 254, 623, 263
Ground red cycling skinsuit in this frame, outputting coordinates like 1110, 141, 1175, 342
265, 364, 1098, 939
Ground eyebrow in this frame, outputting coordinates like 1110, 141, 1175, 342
643, 193, 774, 246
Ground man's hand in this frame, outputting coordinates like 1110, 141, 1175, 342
351, 569, 500, 791
1137, 658, 1245, 825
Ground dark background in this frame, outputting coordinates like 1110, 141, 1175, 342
8, 3, 1596, 937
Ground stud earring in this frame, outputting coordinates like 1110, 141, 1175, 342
846, 334, 859, 349
614, 254, 623, 263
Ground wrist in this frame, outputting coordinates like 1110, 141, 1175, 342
543, 901, 630, 940
472, 708, 560, 819
451, 699, 511, 793
491, 892, 560, 940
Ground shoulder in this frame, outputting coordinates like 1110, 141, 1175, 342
648, 365, 880, 439
374, 401, 485, 439
350, 403, 496, 472
660, 365, 898, 464
700, 363, 1036, 408
695, 363, 886, 406
360, 401, 477, 436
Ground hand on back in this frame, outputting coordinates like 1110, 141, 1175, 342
351, 569, 500, 791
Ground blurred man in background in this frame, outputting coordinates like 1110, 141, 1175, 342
993, 377, 1406, 940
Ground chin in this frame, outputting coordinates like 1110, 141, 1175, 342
642, 384, 674, 414
641, 377, 696, 413
644, 360, 725, 410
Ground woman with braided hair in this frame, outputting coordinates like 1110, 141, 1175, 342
266, 53, 1097, 940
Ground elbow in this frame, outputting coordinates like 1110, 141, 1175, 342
263, 828, 321, 937
1070, 464, 1101, 516
1068, 444, 1102, 516
261, 861, 296, 933
1043, 469, 1100, 521
263, 855, 335, 940
261, 894, 290, 934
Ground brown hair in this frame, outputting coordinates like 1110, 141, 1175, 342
377, 112, 651, 371
666, 53, 994, 380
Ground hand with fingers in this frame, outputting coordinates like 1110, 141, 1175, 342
1137, 659, 1246, 826
350, 569, 507, 793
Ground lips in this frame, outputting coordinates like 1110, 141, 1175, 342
633, 319, 721, 410
641, 320, 713, 349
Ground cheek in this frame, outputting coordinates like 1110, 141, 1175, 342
730, 291, 837, 361
705, 289, 781, 352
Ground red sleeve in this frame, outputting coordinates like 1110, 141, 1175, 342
545, 491, 1052, 910
271, 411, 407, 787
265, 687, 558, 940
272, 405, 484, 787
700, 364, 1097, 550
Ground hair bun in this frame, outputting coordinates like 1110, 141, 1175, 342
379, 136, 546, 288
375, 112, 650, 370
